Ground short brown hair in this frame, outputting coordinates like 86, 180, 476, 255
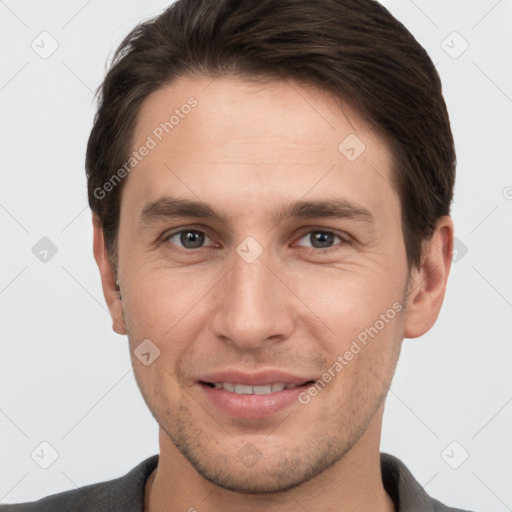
86, 0, 456, 270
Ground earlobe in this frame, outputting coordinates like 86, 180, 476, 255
92, 215, 127, 335
403, 216, 454, 339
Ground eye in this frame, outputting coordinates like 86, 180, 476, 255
295, 229, 347, 251
164, 229, 214, 250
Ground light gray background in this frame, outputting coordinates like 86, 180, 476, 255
1, 0, 511, 510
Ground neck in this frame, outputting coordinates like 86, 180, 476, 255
145, 407, 395, 512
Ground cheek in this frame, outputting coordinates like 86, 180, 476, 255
122, 264, 203, 326
290, 261, 404, 339
292, 265, 406, 392
121, 265, 218, 377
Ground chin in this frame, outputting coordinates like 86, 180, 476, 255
176, 435, 347, 495
191, 462, 313, 494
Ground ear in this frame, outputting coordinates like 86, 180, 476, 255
92, 215, 127, 335
403, 216, 454, 339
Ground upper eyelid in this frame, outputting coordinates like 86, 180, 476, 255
162, 222, 212, 236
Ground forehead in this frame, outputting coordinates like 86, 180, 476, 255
124, 74, 399, 226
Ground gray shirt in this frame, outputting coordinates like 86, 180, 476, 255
0, 453, 474, 511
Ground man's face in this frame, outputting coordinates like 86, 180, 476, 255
113, 76, 411, 492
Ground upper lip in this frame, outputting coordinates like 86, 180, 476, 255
198, 369, 316, 386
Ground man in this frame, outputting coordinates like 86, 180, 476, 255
1, 0, 474, 510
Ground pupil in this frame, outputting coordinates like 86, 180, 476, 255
312, 231, 333, 248
181, 230, 204, 248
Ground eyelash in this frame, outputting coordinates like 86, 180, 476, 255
162, 227, 350, 254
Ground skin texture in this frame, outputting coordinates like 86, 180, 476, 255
93, 75, 453, 512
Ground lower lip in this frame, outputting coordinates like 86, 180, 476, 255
199, 383, 310, 419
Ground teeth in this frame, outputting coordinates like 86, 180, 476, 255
210, 382, 300, 394
235, 383, 253, 394
253, 385, 272, 394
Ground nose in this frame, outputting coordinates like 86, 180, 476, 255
209, 247, 296, 350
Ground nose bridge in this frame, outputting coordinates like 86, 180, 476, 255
210, 246, 294, 349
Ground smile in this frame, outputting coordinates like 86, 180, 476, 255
203, 381, 313, 394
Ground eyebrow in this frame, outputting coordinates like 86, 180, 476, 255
140, 196, 374, 227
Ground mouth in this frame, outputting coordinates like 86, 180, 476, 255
200, 380, 316, 395
197, 377, 317, 419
